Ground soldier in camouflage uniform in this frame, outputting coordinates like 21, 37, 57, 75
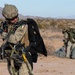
2, 4, 28, 44
63, 26, 75, 58
0, 4, 33, 75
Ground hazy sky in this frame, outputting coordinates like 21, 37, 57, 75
0, 0, 75, 18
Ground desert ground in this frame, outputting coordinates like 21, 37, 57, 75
0, 29, 75, 75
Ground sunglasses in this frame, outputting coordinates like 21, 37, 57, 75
6, 15, 18, 21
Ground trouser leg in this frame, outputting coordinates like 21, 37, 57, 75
19, 61, 33, 75
72, 43, 75, 49
66, 41, 72, 58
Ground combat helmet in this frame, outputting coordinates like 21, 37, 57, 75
2, 4, 18, 19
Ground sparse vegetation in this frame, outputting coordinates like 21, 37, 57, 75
1, 18, 75, 30
35, 18, 75, 30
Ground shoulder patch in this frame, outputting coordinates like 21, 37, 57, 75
20, 25, 25, 28
22, 25, 25, 28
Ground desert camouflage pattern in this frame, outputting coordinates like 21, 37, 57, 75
0, 35, 3, 47
63, 28, 75, 58
0, 22, 28, 46
8, 24, 28, 44
2, 4, 18, 19
66, 41, 75, 58
19, 61, 33, 75
21, 30, 29, 47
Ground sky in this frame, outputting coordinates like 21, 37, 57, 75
0, 0, 75, 18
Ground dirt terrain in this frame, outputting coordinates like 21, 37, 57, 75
0, 29, 75, 75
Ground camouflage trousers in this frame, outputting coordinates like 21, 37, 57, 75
19, 61, 33, 75
7, 60, 33, 75
66, 41, 75, 58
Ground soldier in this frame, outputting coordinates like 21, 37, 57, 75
63, 26, 75, 58
0, 4, 33, 75
0, 3, 47, 75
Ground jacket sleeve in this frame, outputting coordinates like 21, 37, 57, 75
8, 24, 28, 44
0, 35, 4, 47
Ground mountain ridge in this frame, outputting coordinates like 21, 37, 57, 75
0, 7, 75, 19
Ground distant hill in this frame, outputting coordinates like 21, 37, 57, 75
0, 7, 75, 19
0, 7, 44, 20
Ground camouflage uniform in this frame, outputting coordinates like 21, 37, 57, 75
1, 23, 28, 44
0, 4, 33, 75
63, 27, 75, 58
